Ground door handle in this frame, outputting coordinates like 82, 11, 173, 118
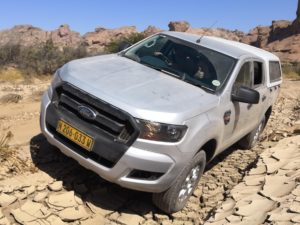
247, 104, 253, 110
262, 95, 266, 102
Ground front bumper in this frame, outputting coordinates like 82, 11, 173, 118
40, 92, 190, 192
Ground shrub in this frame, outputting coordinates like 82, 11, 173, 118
0, 44, 21, 65
0, 131, 13, 154
0, 40, 88, 76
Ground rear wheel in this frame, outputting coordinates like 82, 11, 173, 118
152, 151, 206, 214
239, 116, 266, 149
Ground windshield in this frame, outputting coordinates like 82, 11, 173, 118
122, 34, 236, 92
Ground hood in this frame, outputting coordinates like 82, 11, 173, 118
60, 54, 219, 124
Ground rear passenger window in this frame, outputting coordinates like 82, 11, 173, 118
253, 62, 263, 86
234, 62, 252, 88
269, 61, 281, 82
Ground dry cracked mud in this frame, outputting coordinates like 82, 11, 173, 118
0, 79, 299, 225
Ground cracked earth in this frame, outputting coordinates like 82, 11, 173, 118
0, 78, 299, 225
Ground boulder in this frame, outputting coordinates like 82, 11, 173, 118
143, 26, 163, 36
168, 21, 190, 32
83, 26, 138, 52
50, 25, 82, 50
271, 20, 292, 31
58, 24, 70, 37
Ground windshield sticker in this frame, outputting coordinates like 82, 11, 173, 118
212, 80, 221, 87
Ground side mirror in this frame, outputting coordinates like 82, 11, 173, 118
118, 41, 132, 52
231, 86, 260, 104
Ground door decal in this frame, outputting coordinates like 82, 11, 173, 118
224, 110, 231, 125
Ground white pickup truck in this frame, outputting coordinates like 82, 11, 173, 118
40, 32, 282, 213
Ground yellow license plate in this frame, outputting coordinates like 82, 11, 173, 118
56, 120, 94, 151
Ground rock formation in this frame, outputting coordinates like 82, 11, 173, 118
83, 26, 138, 53
0, 24, 82, 50
297, 0, 300, 20
241, 20, 300, 62
142, 26, 163, 36
50, 25, 82, 50
168, 21, 190, 32
1, 1, 300, 62
292, 0, 300, 34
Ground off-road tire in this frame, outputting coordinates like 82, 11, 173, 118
152, 151, 206, 214
238, 115, 266, 150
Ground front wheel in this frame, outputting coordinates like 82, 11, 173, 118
238, 116, 266, 149
152, 151, 206, 214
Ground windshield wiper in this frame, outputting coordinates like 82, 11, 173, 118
140, 62, 182, 79
160, 69, 181, 79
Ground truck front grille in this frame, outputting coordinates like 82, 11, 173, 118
53, 83, 138, 145
45, 82, 140, 167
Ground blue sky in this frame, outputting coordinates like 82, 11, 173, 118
0, 0, 297, 34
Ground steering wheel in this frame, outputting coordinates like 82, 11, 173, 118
153, 51, 172, 66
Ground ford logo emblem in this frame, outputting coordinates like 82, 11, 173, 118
78, 105, 97, 120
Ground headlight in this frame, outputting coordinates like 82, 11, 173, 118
47, 69, 62, 98
136, 119, 187, 142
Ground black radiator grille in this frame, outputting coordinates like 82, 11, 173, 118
53, 83, 138, 145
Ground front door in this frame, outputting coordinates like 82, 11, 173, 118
222, 60, 266, 146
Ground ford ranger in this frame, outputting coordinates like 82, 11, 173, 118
40, 32, 282, 213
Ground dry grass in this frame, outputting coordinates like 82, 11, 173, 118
0, 131, 13, 157
0, 67, 24, 82
0, 66, 52, 85
282, 63, 300, 80
283, 71, 300, 80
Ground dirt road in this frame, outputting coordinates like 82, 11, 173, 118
0, 79, 299, 225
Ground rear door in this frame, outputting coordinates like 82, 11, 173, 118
267, 61, 282, 106
250, 60, 268, 126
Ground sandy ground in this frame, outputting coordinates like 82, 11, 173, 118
0, 79, 299, 225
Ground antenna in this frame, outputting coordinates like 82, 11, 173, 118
196, 20, 218, 43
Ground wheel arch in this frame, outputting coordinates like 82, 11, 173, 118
265, 106, 272, 125
197, 139, 218, 163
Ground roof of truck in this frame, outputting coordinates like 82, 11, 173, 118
162, 31, 280, 62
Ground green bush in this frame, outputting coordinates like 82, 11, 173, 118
105, 33, 146, 53
0, 40, 88, 75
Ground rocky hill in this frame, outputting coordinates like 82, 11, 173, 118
0, 24, 82, 50
241, 19, 300, 62
0, 1, 300, 62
